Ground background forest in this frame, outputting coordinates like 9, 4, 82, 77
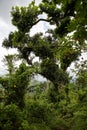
0, 0, 87, 130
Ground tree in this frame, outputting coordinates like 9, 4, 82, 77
3, 54, 17, 75
0, 104, 23, 130
1, 1, 87, 126
2, 0, 87, 91
0, 62, 33, 109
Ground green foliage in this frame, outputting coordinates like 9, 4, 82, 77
24, 96, 69, 130
2, 32, 14, 48
0, 62, 33, 108
0, 104, 23, 130
76, 69, 87, 87
0, 67, 87, 130
71, 105, 87, 130
3, 54, 18, 74
1, 0, 87, 130
41, 59, 69, 89
60, 46, 80, 71
11, 2, 40, 33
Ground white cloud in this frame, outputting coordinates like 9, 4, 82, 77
0, 19, 10, 40
30, 21, 46, 36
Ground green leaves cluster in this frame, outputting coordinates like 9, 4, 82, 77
11, 2, 40, 32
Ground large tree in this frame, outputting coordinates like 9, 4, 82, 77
2, 0, 87, 90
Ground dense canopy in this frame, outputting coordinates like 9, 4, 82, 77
0, 0, 87, 130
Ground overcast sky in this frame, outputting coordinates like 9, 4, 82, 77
0, 0, 49, 75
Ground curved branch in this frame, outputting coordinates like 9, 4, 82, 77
32, 18, 52, 26
32, 16, 63, 26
